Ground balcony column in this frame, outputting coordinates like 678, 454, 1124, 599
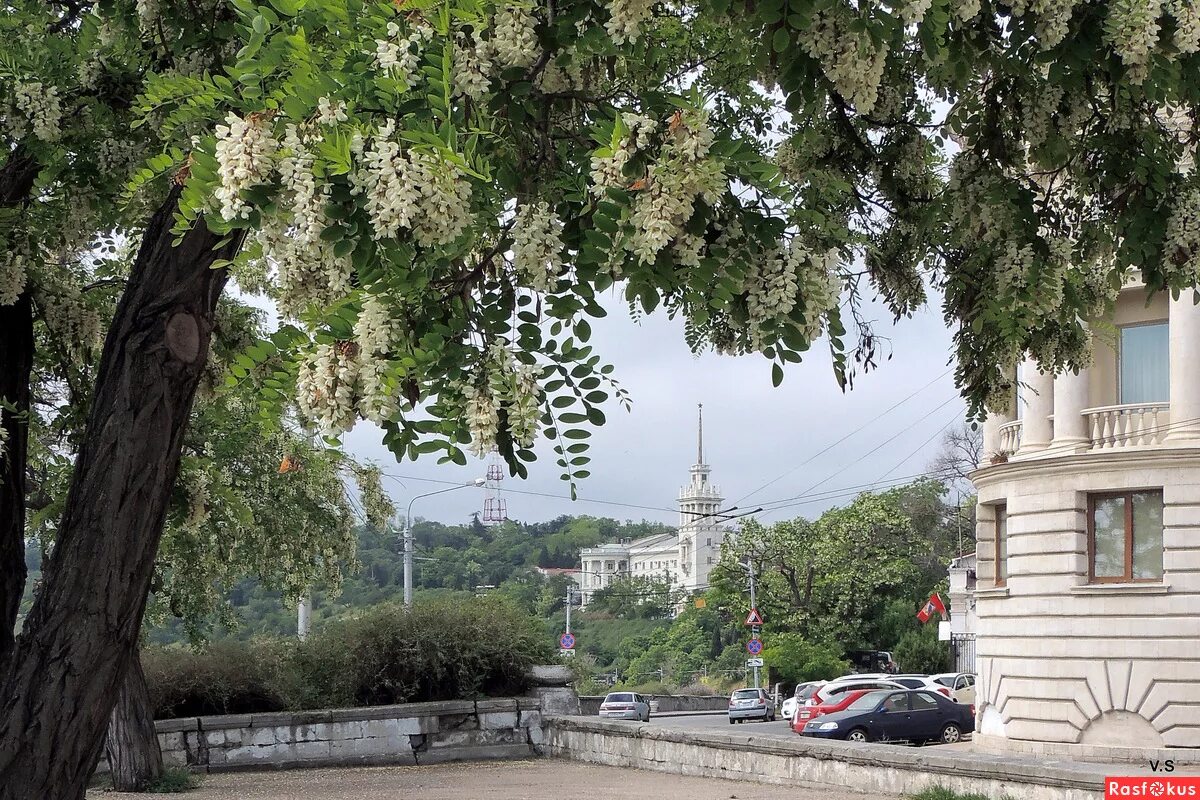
1169, 291, 1200, 442
1018, 355, 1054, 453
1052, 364, 1091, 452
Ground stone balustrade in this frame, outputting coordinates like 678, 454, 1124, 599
1084, 403, 1170, 448
997, 421, 1022, 457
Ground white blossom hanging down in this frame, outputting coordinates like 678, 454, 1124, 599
512, 201, 565, 291
214, 111, 277, 221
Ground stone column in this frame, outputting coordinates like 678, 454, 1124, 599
1051, 365, 1091, 451
1169, 291, 1200, 442
1019, 356, 1054, 453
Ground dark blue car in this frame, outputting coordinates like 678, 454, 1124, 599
798, 689, 974, 745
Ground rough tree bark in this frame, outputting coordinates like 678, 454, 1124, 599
104, 656, 163, 791
0, 292, 34, 662
0, 187, 243, 800
0, 147, 41, 664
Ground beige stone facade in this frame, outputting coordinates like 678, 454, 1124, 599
972, 284, 1200, 754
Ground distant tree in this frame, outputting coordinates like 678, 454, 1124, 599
761, 634, 848, 685
928, 423, 983, 491
893, 624, 952, 675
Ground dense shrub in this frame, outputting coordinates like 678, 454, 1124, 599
893, 624, 952, 675
144, 596, 553, 719
144, 640, 287, 719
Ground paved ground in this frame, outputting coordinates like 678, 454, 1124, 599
88, 760, 896, 799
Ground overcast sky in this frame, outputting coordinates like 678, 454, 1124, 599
342, 289, 968, 529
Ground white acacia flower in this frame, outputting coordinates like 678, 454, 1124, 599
214, 111, 277, 221
492, 4, 539, 69
512, 201, 565, 291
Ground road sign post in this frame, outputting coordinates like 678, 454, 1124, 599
746, 637, 763, 656
746, 658, 764, 668
559, 632, 576, 650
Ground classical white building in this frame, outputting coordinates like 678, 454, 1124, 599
972, 282, 1200, 757
578, 405, 725, 606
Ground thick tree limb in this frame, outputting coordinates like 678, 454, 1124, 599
0, 292, 34, 662
0, 188, 243, 800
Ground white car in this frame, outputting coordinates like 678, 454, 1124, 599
932, 672, 977, 705
891, 674, 956, 700
780, 681, 825, 720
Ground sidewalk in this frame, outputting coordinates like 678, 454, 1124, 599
88, 760, 891, 800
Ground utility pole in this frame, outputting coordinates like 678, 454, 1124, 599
297, 594, 311, 641
565, 585, 572, 636
740, 556, 760, 689
402, 478, 486, 608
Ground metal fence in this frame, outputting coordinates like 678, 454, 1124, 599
951, 633, 976, 673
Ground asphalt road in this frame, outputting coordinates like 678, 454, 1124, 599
655, 713, 800, 740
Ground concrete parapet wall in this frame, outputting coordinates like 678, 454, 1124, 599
155, 698, 544, 772
545, 716, 1108, 800
579, 695, 728, 715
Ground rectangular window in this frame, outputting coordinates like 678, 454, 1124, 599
994, 504, 1008, 587
1089, 491, 1164, 582
1120, 323, 1169, 404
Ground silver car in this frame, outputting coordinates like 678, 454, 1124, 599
598, 692, 651, 721
728, 687, 775, 723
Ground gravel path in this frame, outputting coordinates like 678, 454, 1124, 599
88, 760, 897, 800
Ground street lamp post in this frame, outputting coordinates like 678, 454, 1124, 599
403, 478, 486, 607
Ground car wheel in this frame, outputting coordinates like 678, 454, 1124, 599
729, 718, 735, 725
940, 723, 963, 745
846, 728, 870, 743
645, 713, 651, 722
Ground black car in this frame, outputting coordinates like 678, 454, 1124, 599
798, 689, 974, 745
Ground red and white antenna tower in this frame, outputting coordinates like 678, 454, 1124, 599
481, 449, 507, 524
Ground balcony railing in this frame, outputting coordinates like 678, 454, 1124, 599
997, 420, 1022, 456
1084, 403, 1170, 448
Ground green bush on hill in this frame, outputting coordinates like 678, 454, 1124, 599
144, 596, 553, 719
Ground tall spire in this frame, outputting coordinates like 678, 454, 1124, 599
697, 403, 704, 465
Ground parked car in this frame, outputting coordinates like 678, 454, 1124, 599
728, 687, 775, 724
891, 675, 955, 699
598, 692, 651, 721
845, 650, 899, 674
798, 689, 975, 744
792, 688, 871, 731
781, 681, 825, 721
931, 672, 977, 705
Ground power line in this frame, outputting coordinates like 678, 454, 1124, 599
733, 366, 954, 505
874, 411, 963, 484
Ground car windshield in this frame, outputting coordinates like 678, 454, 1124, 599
797, 685, 820, 700
934, 676, 955, 687
605, 693, 634, 703
846, 691, 889, 711
895, 678, 923, 688
732, 689, 760, 699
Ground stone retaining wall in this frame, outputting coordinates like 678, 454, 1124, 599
545, 716, 1109, 800
156, 698, 544, 772
579, 695, 727, 715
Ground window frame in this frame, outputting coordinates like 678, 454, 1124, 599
994, 503, 1008, 588
1117, 320, 1170, 405
1087, 490, 1165, 584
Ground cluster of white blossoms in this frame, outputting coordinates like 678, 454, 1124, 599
512, 201, 565, 291
0, 252, 26, 306
1009, 0, 1081, 49
900, 0, 934, 26
538, 49, 585, 93
374, 22, 431, 86
214, 111, 277, 221
744, 247, 799, 343
136, 0, 160, 32
798, 10, 889, 114
793, 247, 842, 343
462, 379, 499, 458
13, 81, 64, 142
1169, 0, 1200, 52
35, 276, 103, 355
1165, 187, 1200, 284
353, 295, 400, 423
457, 344, 543, 455
954, 0, 982, 21
492, 4, 539, 69
453, 30, 494, 101
626, 110, 724, 264
316, 96, 348, 125
993, 240, 1036, 294
296, 342, 360, 433
605, 0, 654, 44
359, 122, 473, 247
1104, 0, 1164, 82
268, 125, 352, 315
589, 114, 656, 195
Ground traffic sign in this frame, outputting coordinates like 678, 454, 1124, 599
559, 632, 576, 649
746, 658, 764, 668
746, 637, 763, 655
745, 607, 764, 626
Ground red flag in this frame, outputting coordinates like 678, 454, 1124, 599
916, 593, 947, 624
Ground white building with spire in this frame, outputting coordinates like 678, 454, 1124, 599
578, 405, 726, 606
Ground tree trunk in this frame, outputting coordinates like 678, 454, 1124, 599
104, 655, 163, 792
0, 146, 40, 664
0, 187, 242, 800
0, 292, 33, 662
